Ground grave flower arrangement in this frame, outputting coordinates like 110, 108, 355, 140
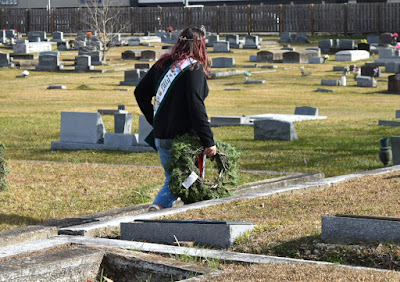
86, 32, 93, 37
166, 26, 174, 33
168, 134, 240, 204
323, 54, 329, 63
396, 43, 400, 51
352, 67, 360, 80
373, 67, 380, 78
244, 70, 251, 82
343, 66, 350, 76
360, 39, 367, 43
300, 65, 311, 76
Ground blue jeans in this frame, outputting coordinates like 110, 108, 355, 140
153, 138, 178, 208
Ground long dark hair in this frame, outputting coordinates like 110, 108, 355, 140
156, 27, 211, 77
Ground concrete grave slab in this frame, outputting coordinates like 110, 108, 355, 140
335, 50, 370, 61
210, 116, 250, 126
295, 106, 318, 116
321, 79, 340, 86
121, 219, 254, 248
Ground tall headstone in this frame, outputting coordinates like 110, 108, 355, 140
60, 112, 106, 144
243, 35, 260, 49
278, 32, 292, 43
78, 50, 102, 65
138, 115, 153, 145
0, 52, 14, 67
295, 32, 310, 43
338, 39, 354, 50
206, 34, 219, 47
380, 33, 393, 45
367, 34, 380, 45
28, 31, 47, 42
388, 74, 400, 94
35, 51, 63, 71
75, 55, 94, 71
51, 31, 65, 42
5, 29, 16, 39
226, 34, 242, 49
0, 30, 6, 44
120, 69, 148, 86
318, 39, 333, 53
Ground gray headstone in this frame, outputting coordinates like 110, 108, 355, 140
5, 29, 16, 39
295, 106, 318, 116
338, 39, 354, 50
356, 75, 377, 87
128, 38, 140, 46
75, 55, 93, 71
114, 113, 133, 134
306, 47, 321, 57
140, 50, 157, 61
35, 51, 63, 70
385, 61, 400, 73
52, 31, 64, 41
0, 30, 5, 44
210, 116, 249, 126
213, 41, 230, 52
135, 63, 150, 69
361, 65, 380, 77
388, 74, 400, 94
226, 34, 241, 49
295, 32, 310, 43
254, 119, 298, 141
396, 110, 400, 118
380, 33, 393, 45
104, 133, 138, 146
60, 111, 106, 144
57, 41, 70, 51
333, 66, 346, 71
249, 55, 258, 62
122, 50, 138, 60
378, 48, 394, 58
212, 57, 235, 68
308, 57, 323, 64
321, 79, 340, 86
391, 136, 400, 165
28, 31, 47, 42
120, 69, 147, 86
322, 215, 400, 244
243, 35, 260, 49
78, 50, 101, 65
278, 32, 292, 43
318, 39, 333, 53
207, 34, 219, 47
367, 34, 380, 45
0, 52, 13, 67
283, 51, 315, 64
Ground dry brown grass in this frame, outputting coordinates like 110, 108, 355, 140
208, 263, 400, 281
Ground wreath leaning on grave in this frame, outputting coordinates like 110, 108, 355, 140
168, 134, 240, 204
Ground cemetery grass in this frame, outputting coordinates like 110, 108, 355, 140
0, 38, 399, 228
166, 170, 400, 272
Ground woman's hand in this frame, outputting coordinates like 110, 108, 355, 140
204, 145, 217, 158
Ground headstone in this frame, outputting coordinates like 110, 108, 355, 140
243, 35, 260, 49
134, 63, 150, 69
210, 116, 250, 126
109, 33, 122, 46
206, 34, 219, 47
120, 69, 148, 86
254, 119, 298, 141
283, 51, 317, 64
51, 31, 65, 42
388, 74, 400, 94
249, 55, 258, 62
60, 111, 106, 144
396, 110, 400, 118
57, 41, 70, 51
47, 85, 67, 90
318, 39, 333, 53
212, 57, 235, 68
333, 66, 346, 71
380, 33, 393, 45
306, 47, 321, 57
385, 62, 400, 73
0, 52, 14, 67
226, 34, 241, 49
367, 34, 380, 45
5, 29, 16, 39
278, 32, 292, 43
104, 133, 138, 146
281, 47, 295, 51
114, 113, 133, 134
308, 57, 323, 64
391, 136, 400, 165
335, 50, 370, 61
13, 40, 52, 54
338, 39, 354, 50
356, 76, 377, 87
128, 38, 140, 46
75, 55, 94, 71
361, 65, 380, 77
35, 51, 63, 71
321, 79, 340, 86
378, 48, 394, 58
257, 50, 287, 63
138, 115, 153, 145
74, 40, 86, 50
358, 43, 371, 52
27, 31, 47, 42
295, 106, 318, 116
78, 50, 102, 65
122, 50, 138, 60
295, 32, 310, 43
213, 41, 230, 52
140, 50, 157, 61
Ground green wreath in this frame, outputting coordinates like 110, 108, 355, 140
168, 134, 240, 204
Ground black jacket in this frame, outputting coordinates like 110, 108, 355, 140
134, 59, 215, 148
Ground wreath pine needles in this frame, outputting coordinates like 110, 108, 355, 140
168, 134, 240, 204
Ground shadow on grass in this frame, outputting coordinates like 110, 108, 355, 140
0, 213, 41, 226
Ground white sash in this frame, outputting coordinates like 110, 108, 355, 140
153, 58, 196, 117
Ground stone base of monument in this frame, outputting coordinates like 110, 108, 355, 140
322, 214, 400, 244
120, 219, 254, 248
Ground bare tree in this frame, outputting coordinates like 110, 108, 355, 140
80, 0, 127, 62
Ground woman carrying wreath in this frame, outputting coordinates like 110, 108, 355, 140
134, 26, 216, 211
